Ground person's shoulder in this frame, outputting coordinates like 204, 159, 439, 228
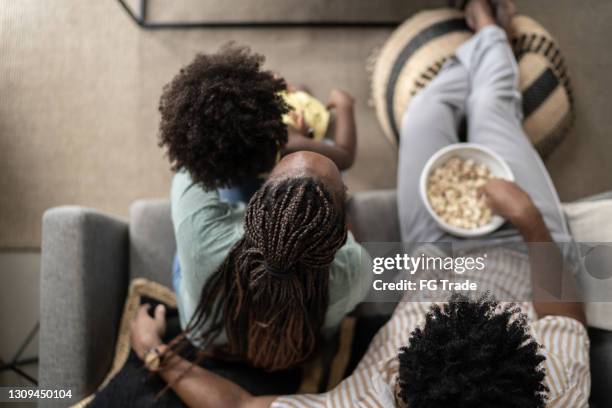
171, 171, 245, 260
531, 314, 590, 360
171, 170, 202, 213
531, 314, 589, 344
171, 170, 243, 223
329, 232, 372, 294
531, 315, 590, 406
171, 170, 195, 197
333, 231, 369, 266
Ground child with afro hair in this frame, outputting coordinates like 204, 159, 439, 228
158, 43, 356, 202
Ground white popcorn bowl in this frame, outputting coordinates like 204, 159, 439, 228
419, 143, 515, 238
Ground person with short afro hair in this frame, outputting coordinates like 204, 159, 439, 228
158, 43, 289, 191
158, 43, 358, 199
397, 294, 548, 408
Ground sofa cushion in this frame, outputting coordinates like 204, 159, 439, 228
129, 199, 175, 288
563, 199, 612, 330
346, 190, 400, 242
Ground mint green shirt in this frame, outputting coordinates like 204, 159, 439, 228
171, 171, 371, 344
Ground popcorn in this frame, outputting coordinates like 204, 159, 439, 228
426, 156, 493, 229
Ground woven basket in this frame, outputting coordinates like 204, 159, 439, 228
371, 8, 573, 157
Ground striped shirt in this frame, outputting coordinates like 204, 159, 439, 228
271, 247, 590, 408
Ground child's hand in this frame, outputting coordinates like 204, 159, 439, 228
289, 111, 311, 137
327, 89, 354, 110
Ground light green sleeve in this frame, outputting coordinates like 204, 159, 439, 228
171, 171, 245, 320
324, 232, 373, 331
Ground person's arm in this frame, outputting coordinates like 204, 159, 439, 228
283, 89, 356, 170
158, 351, 276, 408
480, 179, 586, 325
130, 304, 277, 408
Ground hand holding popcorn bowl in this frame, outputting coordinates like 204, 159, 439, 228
420, 144, 515, 237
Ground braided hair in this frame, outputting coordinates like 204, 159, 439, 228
182, 176, 347, 371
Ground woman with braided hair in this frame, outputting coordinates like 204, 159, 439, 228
160, 150, 370, 374
88, 152, 369, 407
181, 173, 350, 371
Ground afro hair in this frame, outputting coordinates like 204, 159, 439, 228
158, 43, 289, 190
397, 293, 548, 408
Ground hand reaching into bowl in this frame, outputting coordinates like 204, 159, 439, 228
478, 179, 542, 230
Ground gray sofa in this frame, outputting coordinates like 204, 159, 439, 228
40, 191, 612, 407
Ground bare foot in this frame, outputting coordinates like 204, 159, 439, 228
465, 0, 497, 32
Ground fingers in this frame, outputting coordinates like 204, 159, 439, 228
289, 111, 304, 123
288, 111, 307, 135
327, 89, 339, 108
477, 185, 487, 198
482, 178, 509, 191
138, 303, 151, 317
154, 304, 166, 324
154, 304, 167, 337
135, 303, 165, 322
132, 304, 152, 331
478, 179, 510, 202
296, 110, 305, 127
477, 178, 496, 197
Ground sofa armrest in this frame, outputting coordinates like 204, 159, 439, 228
40, 206, 129, 406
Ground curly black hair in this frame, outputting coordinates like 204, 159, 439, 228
158, 43, 289, 189
398, 293, 548, 408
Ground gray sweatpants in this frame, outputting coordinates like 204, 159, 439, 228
397, 26, 569, 244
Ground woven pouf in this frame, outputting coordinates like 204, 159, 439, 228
371, 8, 573, 157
